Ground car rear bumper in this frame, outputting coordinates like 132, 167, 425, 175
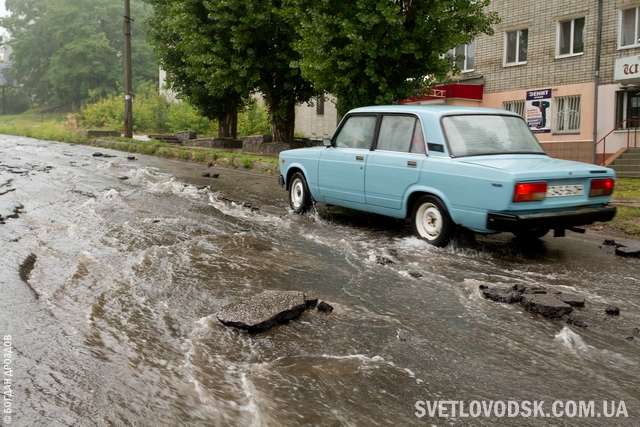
486, 205, 617, 232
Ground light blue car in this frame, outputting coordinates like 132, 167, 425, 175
278, 105, 616, 246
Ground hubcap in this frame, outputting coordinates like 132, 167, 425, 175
416, 203, 442, 240
291, 179, 304, 208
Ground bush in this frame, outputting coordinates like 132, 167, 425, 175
167, 102, 216, 135
80, 82, 170, 133
80, 92, 123, 129
80, 83, 220, 135
237, 99, 271, 137
132, 82, 170, 133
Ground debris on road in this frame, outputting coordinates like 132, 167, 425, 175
217, 290, 315, 332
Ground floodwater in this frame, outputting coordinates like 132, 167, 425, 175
1, 136, 639, 426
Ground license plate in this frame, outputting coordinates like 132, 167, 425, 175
546, 184, 584, 198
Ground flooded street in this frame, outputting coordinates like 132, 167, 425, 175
1, 135, 639, 426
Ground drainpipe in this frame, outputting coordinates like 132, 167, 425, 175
593, 0, 603, 164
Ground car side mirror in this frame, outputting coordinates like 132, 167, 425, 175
323, 138, 332, 147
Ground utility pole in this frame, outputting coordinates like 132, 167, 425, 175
123, 0, 133, 138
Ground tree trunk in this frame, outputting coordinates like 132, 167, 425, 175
266, 96, 296, 145
218, 111, 238, 138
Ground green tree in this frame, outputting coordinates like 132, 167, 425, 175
143, 0, 318, 144
144, 0, 246, 138
1, 0, 157, 107
286, 0, 500, 115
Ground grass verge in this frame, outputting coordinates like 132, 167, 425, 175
89, 137, 279, 173
611, 206, 640, 235
614, 177, 640, 199
0, 115, 278, 172
0, 113, 88, 143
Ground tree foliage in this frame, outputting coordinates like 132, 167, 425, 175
143, 0, 318, 144
1, 0, 157, 107
286, 0, 500, 114
1, 87, 30, 114
144, 0, 247, 137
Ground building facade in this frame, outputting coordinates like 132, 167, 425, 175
293, 94, 339, 140
404, 0, 640, 164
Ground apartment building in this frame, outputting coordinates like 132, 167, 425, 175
404, 0, 640, 164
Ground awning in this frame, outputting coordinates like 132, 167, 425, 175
401, 83, 484, 103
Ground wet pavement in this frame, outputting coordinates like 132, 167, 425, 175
1, 135, 640, 426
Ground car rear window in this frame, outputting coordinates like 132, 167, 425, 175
442, 114, 545, 157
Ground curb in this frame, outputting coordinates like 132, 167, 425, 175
89, 138, 280, 174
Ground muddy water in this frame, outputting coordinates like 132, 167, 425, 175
1, 136, 639, 426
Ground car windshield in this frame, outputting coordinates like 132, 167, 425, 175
442, 114, 546, 157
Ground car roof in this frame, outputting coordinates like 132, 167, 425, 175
348, 105, 520, 118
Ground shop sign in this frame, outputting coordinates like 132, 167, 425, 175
614, 56, 640, 84
525, 89, 551, 133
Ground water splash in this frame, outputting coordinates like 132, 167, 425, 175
555, 326, 589, 351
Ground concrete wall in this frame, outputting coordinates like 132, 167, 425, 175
242, 135, 322, 154
184, 137, 243, 150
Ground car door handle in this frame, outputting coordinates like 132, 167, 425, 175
407, 161, 417, 168
356, 156, 364, 161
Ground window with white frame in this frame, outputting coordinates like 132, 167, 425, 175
620, 6, 640, 48
505, 29, 528, 65
447, 40, 476, 72
503, 100, 525, 118
554, 95, 581, 134
558, 17, 584, 56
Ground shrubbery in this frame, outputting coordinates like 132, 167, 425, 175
80, 82, 212, 134
80, 82, 173, 133
79, 83, 272, 137
237, 99, 271, 136
168, 102, 217, 135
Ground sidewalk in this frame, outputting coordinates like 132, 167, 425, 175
611, 196, 640, 208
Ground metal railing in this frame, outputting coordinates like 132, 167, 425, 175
595, 119, 640, 165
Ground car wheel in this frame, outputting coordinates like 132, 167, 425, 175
513, 228, 550, 240
289, 172, 311, 213
411, 195, 453, 247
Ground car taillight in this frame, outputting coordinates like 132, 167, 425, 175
589, 178, 615, 197
513, 182, 547, 202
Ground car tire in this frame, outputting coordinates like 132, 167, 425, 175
289, 172, 312, 213
411, 195, 453, 247
513, 228, 550, 240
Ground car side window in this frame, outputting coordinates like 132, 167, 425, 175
377, 116, 415, 152
335, 115, 377, 149
410, 120, 426, 154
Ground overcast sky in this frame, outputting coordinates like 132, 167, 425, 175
1, 1, 8, 39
